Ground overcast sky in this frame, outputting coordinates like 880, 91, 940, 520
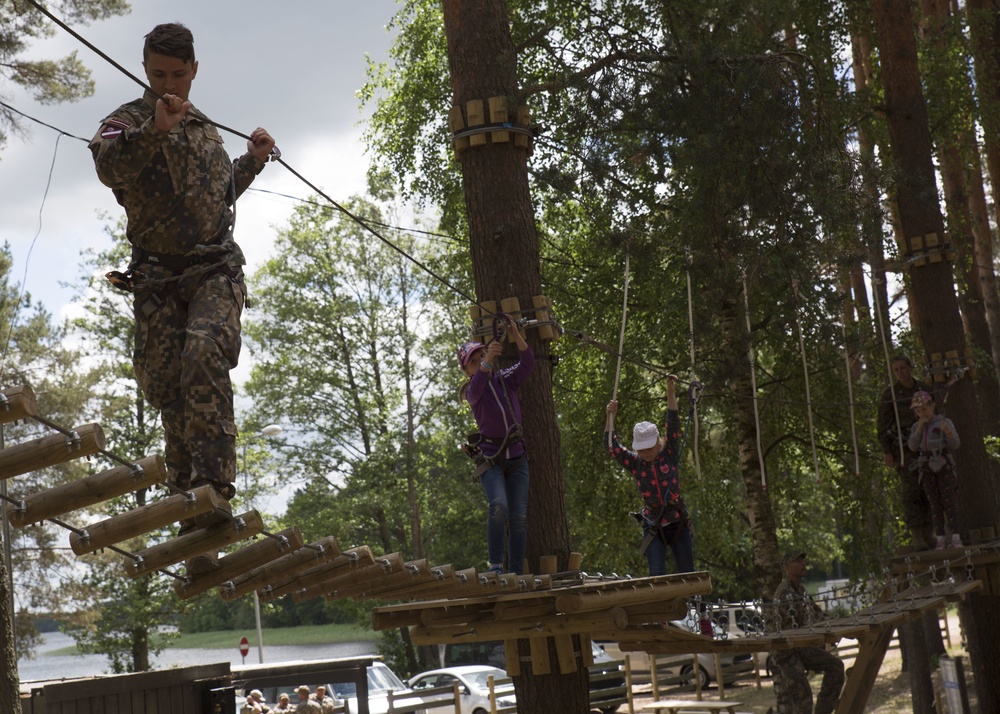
2, 1, 399, 341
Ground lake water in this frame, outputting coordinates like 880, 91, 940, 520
17, 630, 377, 684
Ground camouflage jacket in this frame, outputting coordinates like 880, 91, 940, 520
771, 577, 824, 631
90, 90, 264, 258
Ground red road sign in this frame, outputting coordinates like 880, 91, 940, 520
239, 636, 250, 657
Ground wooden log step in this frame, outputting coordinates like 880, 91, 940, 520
0, 423, 105, 482
125, 510, 269, 578
279, 548, 387, 603
335, 562, 455, 602
0, 385, 38, 424
69, 484, 222, 556
9, 455, 166, 527
554, 574, 712, 613
221, 536, 344, 602
172, 526, 303, 599
311, 552, 405, 596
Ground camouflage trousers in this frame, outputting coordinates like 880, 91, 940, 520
132, 267, 244, 498
772, 646, 845, 714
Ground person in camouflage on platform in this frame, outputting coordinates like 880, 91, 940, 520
89, 23, 276, 574
770, 551, 844, 714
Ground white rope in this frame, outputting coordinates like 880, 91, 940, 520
840, 293, 861, 476
792, 281, 822, 483
609, 244, 630, 433
871, 273, 906, 464
685, 250, 703, 481
743, 274, 768, 489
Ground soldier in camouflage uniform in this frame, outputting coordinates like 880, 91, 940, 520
89, 23, 275, 573
770, 551, 844, 714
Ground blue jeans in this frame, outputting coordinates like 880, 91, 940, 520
480, 456, 529, 574
643, 521, 694, 575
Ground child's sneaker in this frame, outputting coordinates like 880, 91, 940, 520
950, 533, 963, 549
486, 564, 504, 574
935, 535, 947, 550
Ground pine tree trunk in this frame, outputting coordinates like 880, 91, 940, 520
0, 551, 20, 714
919, 0, 1000, 436
719, 294, 781, 599
873, 1, 1000, 710
441, 2, 586, 711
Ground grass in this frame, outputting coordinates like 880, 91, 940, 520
49, 622, 377, 655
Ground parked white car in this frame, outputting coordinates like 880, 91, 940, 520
327, 661, 423, 714
408, 665, 516, 714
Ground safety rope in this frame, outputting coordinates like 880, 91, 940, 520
608, 243, 631, 434
743, 273, 768, 489
684, 250, 703, 481
840, 314, 862, 477
871, 273, 906, 465
792, 281, 822, 483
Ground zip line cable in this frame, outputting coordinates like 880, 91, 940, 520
21, 0, 486, 313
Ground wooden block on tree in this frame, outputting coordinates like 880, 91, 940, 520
69, 484, 222, 556
223, 536, 346, 601
529, 637, 552, 675
555, 635, 577, 674
0, 385, 38, 424
500, 297, 522, 343
0, 423, 105, 482
568, 551, 583, 570
127, 510, 269, 578
514, 105, 531, 148
449, 105, 469, 153
10, 455, 166, 527
488, 96, 509, 143
171, 525, 301, 598
532, 295, 554, 340
505, 639, 521, 676
466, 99, 486, 146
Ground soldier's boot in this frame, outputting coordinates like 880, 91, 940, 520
180, 477, 234, 576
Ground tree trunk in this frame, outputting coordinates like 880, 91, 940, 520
0, 549, 20, 714
441, 1, 586, 711
720, 293, 781, 599
919, 0, 1000, 436
873, 1, 1000, 711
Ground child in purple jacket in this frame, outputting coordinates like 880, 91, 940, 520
457, 314, 535, 574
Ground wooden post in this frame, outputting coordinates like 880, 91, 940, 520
9, 455, 166, 527
0, 423, 105, 481
172, 525, 301, 598
532, 295, 555, 340
0, 385, 37, 424
225, 539, 353, 602
127, 510, 269, 578
69, 484, 221, 556
834, 627, 894, 714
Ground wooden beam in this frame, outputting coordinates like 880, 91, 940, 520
554, 574, 712, 613
124, 510, 268, 578
172, 526, 302, 598
9, 455, 166, 527
834, 627, 894, 714
0, 385, 37, 424
69, 484, 222, 555
0, 423, 105, 481
221, 537, 344, 601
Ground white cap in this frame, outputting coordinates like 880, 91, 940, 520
632, 421, 659, 450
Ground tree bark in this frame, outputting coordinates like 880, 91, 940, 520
0, 547, 20, 714
441, 2, 586, 711
919, 0, 1000, 436
720, 293, 781, 599
873, 1, 1000, 711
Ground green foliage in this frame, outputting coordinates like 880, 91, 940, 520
0, 1, 130, 147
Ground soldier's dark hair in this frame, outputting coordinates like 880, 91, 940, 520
890, 354, 913, 367
143, 23, 195, 63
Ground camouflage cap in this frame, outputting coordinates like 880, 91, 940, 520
781, 550, 807, 567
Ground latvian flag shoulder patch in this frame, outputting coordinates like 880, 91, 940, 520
100, 118, 130, 140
